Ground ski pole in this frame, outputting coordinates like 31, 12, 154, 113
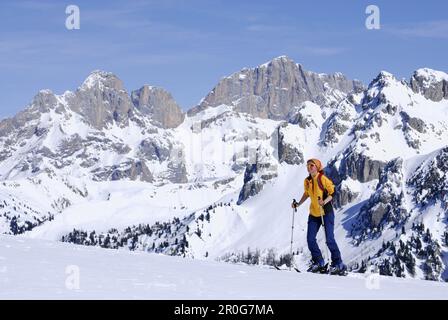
318, 197, 325, 227
290, 199, 298, 271
318, 196, 330, 271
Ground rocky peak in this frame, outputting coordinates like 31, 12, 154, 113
410, 68, 448, 102
131, 85, 184, 129
362, 71, 404, 109
187, 56, 363, 120
66, 70, 133, 130
368, 71, 397, 89
30, 90, 59, 113
259, 55, 297, 70
80, 70, 125, 92
0, 89, 59, 138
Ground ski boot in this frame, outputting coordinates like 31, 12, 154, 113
307, 260, 328, 274
329, 261, 348, 276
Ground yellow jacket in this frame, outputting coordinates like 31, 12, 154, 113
304, 174, 335, 217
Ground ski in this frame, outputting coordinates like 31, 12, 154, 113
273, 263, 348, 275
306, 262, 349, 276
273, 265, 301, 273
306, 262, 328, 274
328, 268, 348, 276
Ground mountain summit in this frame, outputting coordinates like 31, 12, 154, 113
188, 55, 364, 120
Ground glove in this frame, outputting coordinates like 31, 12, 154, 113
291, 199, 298, 209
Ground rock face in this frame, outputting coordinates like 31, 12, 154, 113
138, 138, 172, 162
237, 150, 278, 205
188, 56, 363, 120
66, 71, 134, 130
410, 68, 448, 102
131, 86, 185, 129
276, 123, 304, 165
326, 151, 387, 185
165, 161, 188, 184
326, 150, 389, 209
334, 182, 359, 209
368, 158, 407, 227
92, 159, 153, 183
0, 90, 59, 138
400, 112, 426, 134
351, 158, 408, 242
408, 147, 448, 208
400, 111, 426, 149
237, 164, 265, 205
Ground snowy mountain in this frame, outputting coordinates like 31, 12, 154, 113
1, 56, 447, 283
188, 55, 364, 120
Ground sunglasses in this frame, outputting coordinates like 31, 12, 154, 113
307, 163, 316, 167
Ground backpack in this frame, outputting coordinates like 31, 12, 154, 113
306, 172, 334, 214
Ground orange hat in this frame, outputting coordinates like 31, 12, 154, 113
307, 158, 323, 172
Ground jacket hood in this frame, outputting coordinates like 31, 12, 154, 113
307, 158, 323, 172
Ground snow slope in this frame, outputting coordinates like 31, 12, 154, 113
24, 178, 238, 241
0, 235, 447, 300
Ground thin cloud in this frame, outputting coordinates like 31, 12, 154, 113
81, 6, 216, 41
245, 24, 294, 33
303, 46, 348, 56
114, 52, 213, 67
388, 20, 448, 39
8, 0, 61, 10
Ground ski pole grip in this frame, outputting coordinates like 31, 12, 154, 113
292, 198, 298, 212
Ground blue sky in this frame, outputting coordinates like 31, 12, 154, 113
0, 0, 447, 119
